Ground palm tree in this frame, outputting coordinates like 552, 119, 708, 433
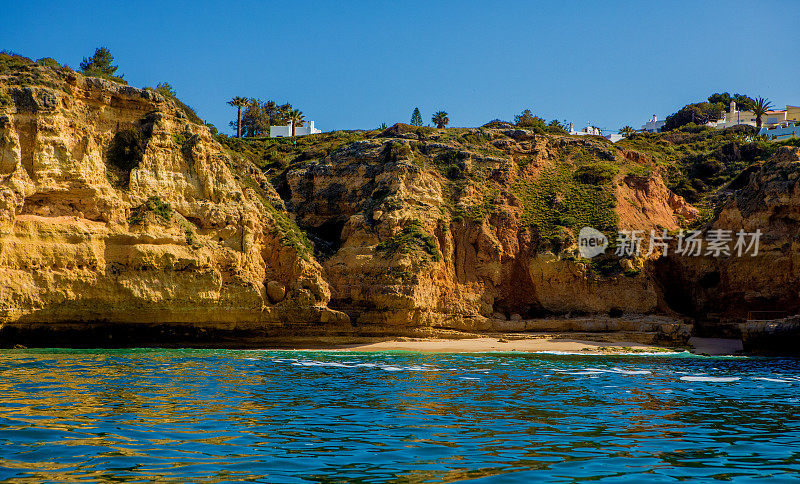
619, 126, 637, 138
432, 111, 449, 129
227, 97, 248, 137
750, 97, 774, 128
288, 109, 305, 136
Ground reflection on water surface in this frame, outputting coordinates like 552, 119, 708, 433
1, 350, 799, 482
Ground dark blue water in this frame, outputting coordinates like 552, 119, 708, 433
0, 350, 799, 482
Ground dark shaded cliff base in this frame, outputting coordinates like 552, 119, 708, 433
0, 317, 701, 353
0, 325, 680, 354
3, 318, 794, 355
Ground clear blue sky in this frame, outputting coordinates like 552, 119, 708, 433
3, 1, 799, 135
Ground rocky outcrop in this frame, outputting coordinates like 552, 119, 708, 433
655, 147, 800, 319
278, 128, 699, 328
0, 64, 346, 335
276, 126, 799, 342
616, 174, 698, 230
740, 315, 800, 354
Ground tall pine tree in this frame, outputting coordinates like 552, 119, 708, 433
79, 47, 124, 82
410, 107, 423, 126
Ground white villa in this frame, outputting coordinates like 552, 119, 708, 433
569, 123, 602, 136
707, 102, 800, 130
640, 115, 665, 133
569, 123, 622, 143
269, 121, 321, 138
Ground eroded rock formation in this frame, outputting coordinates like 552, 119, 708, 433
0, 64, 345, 334
279, 130, 699, 328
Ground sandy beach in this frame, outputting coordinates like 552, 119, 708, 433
312, 335, 682, 354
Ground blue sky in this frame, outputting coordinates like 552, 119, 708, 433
3, 1, 799, 135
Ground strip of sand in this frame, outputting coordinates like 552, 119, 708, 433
316, 336, 680, 354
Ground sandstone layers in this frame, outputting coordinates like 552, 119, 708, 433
0, 65, 345, 341
282, 129, 698, 329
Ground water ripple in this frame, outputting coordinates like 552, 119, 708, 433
0, 350, 798, 482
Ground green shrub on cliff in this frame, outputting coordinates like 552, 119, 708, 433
460, 131, 492, 145
0, 51, 33, 73
376, 221, 441, 262
35, 57, 60, 68
454, 190, 499, 222
147, 82, 204, 125
383, 141, 411, 163
513, 164, 618, 239
263, 201, 314, 260
129, 196, 173, 225
430, 149, 469, 180
625, 164, 654, 178
574, 162, 619, 184
172, 133, 188, 146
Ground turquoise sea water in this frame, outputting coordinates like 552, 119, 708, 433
0, 350, 799, 482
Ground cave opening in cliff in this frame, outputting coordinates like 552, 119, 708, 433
305, 218, 347, 258
652, 258, 697, 316
105, 125, 149, 188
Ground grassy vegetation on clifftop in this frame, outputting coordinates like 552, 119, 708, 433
218, 131, 376, 181
220, 123, 792, 257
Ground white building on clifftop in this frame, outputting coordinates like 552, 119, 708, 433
569, 123, 622, 142
641, 115, 665, 133
269, 121, 321, 137
708, 102, 800, 130
569, 123, 602, 136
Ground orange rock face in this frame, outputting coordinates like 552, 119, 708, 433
0, 65, 345, 332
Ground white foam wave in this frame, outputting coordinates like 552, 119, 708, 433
680, 376, 741, 382
524, 350, 687, 356
589, 367, 652, 375
284, 359, 441, 372
554, 367, 651, 376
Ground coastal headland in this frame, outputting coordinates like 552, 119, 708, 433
1, 54, 799, 354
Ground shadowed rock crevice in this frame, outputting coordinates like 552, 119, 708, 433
105, 125, 149, 188
305, 218, 347, 257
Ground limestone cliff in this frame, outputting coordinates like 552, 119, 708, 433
655, 147, 800, 320
2, 58, 798, 348
0, 62, 345, 335
262, 124, 797, 338
277, 126, 698, 329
